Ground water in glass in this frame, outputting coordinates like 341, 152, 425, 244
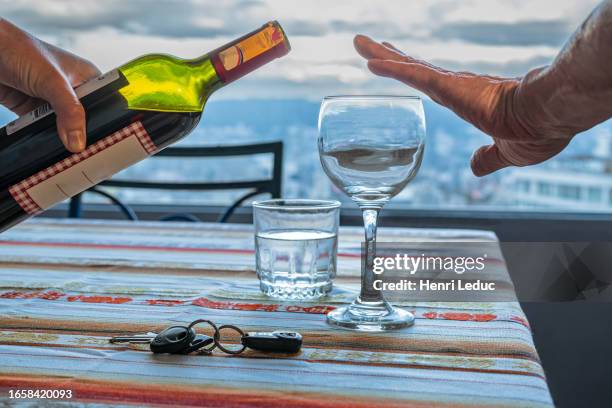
320, 145, 423, 204
256, 229, 337, 299
253, 199, 340, 300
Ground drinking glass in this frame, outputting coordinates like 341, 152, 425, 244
253, 199, 341, 300
318, 95, 426, 331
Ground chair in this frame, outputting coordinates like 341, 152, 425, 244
67, 141, 283, 223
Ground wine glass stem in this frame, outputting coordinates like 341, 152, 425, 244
359, 207, 384, 303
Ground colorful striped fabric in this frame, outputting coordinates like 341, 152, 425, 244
0, 219, 553, 407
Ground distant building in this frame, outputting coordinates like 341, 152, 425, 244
505, 158, 612, 211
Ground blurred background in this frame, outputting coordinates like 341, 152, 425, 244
2, 0, 609, 213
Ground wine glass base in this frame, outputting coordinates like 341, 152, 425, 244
327, 299, 414, 332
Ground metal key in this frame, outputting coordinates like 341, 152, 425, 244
241, 331, 303, 353
109, 332, 158, 344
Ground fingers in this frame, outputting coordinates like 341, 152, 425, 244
356, 34, 454, 105
354, 34, 408, 62
10, 98, 43, 115
381, 41, 405, 55
367, 59, 447, 102
40, 44, 99, 152
70, 63, 101, 87
43, 40, 101, 86
37, 72, 87, 153
0, 21, 88, 152
356, 35, 448, 71
0, 85, 40, 115
470, 144, 510, 177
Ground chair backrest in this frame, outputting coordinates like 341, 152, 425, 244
68, 141, 283, 222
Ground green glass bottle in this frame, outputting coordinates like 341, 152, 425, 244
0, 21, 290, 232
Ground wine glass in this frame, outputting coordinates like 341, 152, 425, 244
318, 95, 426, 331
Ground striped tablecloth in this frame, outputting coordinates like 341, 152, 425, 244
0, 219, 553, 407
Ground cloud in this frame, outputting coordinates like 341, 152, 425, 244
2, 0, 264, 38
433, 20, 572, 46
280, 20, 329, 37
0, 0, 597, 99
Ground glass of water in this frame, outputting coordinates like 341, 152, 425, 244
253, 199, 341, 300
318, 95, 426, 331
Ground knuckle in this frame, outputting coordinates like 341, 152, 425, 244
53, 99, 84, 120
78, 61, 102, 80
65, 101, 85, 117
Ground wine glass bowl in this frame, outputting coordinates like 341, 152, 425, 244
318, 95, 426, 331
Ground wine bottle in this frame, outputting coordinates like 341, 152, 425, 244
0, 21, 290, 232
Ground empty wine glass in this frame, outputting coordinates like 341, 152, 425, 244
318, 95, 426, 331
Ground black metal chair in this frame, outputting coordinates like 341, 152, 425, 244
67, 141, 283, 223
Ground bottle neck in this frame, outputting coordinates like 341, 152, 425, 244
207, 21, 290, 85
117, 21, 290, 113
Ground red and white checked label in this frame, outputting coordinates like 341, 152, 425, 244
9, 121, 157, 215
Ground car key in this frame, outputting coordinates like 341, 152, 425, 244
149, 325, 196, 354
241, 331, 303, 353
111, 326, 195, 353
110, 328, 211, 355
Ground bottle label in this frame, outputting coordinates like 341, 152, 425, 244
218, 24, 286, 71
9, 121, 156, 215
6, 69, 121, 136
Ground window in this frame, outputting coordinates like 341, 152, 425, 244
538, 182, 553, 196
2, 1, 612, 214
558, 185, 581, 200
587, 187, 602, 203
517, 180, 531, 193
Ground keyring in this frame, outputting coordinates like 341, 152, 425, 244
214, 324, 246, 355
187, 319, 219, 354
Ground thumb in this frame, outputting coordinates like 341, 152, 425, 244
470, 144, 510, 177
39, 73, 86, 153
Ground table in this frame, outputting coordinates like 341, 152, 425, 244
0, 219, 553, 407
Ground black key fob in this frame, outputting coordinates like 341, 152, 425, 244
181, 334, 215, 355
241, 331, 302, 353
150, 325, 196, 354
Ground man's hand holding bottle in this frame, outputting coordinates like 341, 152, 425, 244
0, 18, 99, 152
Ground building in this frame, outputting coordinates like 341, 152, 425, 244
505, 158, 612, 211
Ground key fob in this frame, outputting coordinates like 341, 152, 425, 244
180, 334, 215, 355
241, 331, 302, 353
150, 326, 196, 354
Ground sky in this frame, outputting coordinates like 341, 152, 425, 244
0, 0, 602, 100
